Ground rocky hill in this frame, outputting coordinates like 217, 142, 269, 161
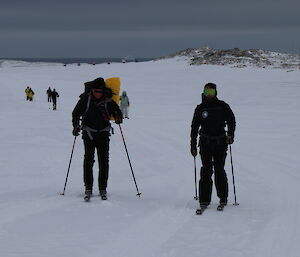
162, 47, 300, 69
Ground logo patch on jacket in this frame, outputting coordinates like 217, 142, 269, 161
202, 111, 208, 118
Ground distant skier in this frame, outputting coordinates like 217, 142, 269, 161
27, 88, 35, 101
72, 78, 123, 201
190, 83, 236, 208
51, 89, 59, 110
25, 86, 30, 101
47, 87, 52, 102
120, 91, 130, 119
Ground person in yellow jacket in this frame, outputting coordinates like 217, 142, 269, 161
25, 86, 30, 101
27, 88, 35, 101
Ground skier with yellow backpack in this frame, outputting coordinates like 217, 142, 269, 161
72, 77, 123, 201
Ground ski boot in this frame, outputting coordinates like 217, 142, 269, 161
84, 189, 92, 202
196, 202, 209, 215
217, 198, 227, 211
99, 189, 107, 200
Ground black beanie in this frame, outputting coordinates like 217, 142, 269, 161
204, 82, 217, 97
204, 83, 217, 90
86, 77, 106, 89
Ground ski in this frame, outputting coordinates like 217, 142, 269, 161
196, 206, 207, 215
217, 204, 225, 211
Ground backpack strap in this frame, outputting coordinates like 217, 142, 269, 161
84, 92, 92, 116
80, 92, 92, 128
102, 99, 112, 121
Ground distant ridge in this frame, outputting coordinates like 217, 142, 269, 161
0, 57, 152, 65
161, 47, 300, 68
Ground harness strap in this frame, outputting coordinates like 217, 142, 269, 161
82, 125, 111, 140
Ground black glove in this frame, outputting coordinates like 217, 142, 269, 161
191, 142, 197, 157
72, 127, 80, 136
115, 115, 123, 124
226, 135, 234, 145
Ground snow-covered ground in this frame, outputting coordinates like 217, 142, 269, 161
0, 59, 299, 257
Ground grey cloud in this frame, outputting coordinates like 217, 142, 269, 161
0, 0, 299, 30
0, 0, 299, 57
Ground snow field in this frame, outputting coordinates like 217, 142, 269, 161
0, 59, 299, 257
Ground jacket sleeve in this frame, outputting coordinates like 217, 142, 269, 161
108, 100, 123, 122
224, 103, 236, 138
72, 98, 86, 128
190, 105, 201, 147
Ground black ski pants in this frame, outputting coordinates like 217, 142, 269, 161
199, 137, 228, 204
83, 132, 110, 192
52, 97, 57, 110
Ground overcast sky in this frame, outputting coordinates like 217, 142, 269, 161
0, 0, 299, 58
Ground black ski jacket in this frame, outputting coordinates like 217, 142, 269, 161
190, 97, 236, 146
51, 91, 59, 102
72, 93, 122, 130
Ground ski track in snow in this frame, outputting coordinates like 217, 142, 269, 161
0, 60, 299, 257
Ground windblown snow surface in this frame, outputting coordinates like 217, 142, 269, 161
0, 59, 299, 257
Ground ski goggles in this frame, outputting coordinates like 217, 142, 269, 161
93, 89, 103, 94
203, 88, 216, 97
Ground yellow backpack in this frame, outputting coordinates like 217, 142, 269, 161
105, 77, 121, 105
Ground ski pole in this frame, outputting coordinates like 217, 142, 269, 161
60, 136, 77, 195
118, 124, 141, 197
229, 145, 239, 205
193, 157, 198, 200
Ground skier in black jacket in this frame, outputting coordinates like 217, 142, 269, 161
47, 87, 52, 102
51, 89, 59, 110
72, 78, 123, 200
190, 83, 236, 208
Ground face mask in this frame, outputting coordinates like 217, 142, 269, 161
203, 88, 216, 97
